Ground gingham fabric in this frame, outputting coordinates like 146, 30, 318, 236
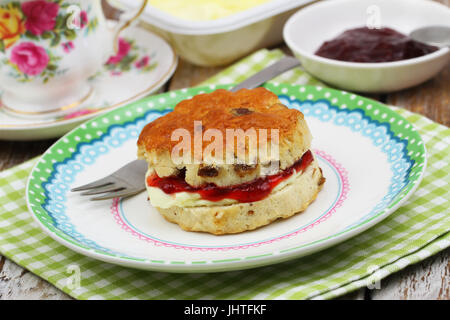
0, 49, 449, 300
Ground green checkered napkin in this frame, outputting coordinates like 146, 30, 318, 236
0, 49, 449, 300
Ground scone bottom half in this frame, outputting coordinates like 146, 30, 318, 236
137, 88, 326, 235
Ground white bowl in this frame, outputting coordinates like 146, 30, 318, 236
284, 0, 450, 93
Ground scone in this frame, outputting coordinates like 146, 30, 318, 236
137, 88, 325, 235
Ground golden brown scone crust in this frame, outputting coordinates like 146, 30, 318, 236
138, 88, 313, 187
139, 88, 300, 153
156, 160, 325, 235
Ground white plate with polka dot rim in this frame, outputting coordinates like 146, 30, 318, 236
26, 83, 427, 273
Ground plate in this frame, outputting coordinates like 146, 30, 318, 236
26, 84, 427, 273
0, 22, 177, 141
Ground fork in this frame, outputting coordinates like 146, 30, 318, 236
72, 56, 301, 200
71, 160, 148, 200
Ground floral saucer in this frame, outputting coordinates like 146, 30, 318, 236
0, 22, 177, 141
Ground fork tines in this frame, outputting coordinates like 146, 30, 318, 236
71, 160, 148, 201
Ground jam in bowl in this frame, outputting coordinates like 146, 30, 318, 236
315, 27, 439, 63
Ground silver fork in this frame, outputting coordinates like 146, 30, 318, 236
72, 57, 301, 200
71, 160, 148, 200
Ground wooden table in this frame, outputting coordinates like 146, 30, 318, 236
0, 2, 449, 301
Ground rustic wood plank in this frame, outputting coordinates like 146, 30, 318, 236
386, 64, 450, 127
0, 140, 55, 171
102, 0, 121, 20
168, 59, 224, 90
433, 0, 449, 7
0, 257, 71, 300
370, 247, 450, 300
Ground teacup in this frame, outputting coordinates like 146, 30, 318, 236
0, 0, 148, 118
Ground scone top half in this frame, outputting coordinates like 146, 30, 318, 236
138, 88, 313, 188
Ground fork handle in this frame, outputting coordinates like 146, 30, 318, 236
230, 57, 301, 92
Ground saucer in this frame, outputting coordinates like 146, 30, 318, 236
0, 22, 178, 141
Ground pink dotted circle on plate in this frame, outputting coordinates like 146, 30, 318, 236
111, 149, 350, 251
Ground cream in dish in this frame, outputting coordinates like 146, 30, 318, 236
149, 0, 272, 21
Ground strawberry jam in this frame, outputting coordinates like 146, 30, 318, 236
147, 150, 313, 203
315, 27, 438, 63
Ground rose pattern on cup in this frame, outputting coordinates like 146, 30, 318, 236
62, 40, 74, 53
0, 6, 25, 49
22, 0, 59, 36
10, 41, 50, 76
0, 0, 98, 83
104, 37, 158, 76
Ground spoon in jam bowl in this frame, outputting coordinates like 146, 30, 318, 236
410, 26, 450, 48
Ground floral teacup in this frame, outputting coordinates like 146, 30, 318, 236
0, 0, 148, 118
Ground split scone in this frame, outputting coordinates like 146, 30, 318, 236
137, 88, 325, 235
